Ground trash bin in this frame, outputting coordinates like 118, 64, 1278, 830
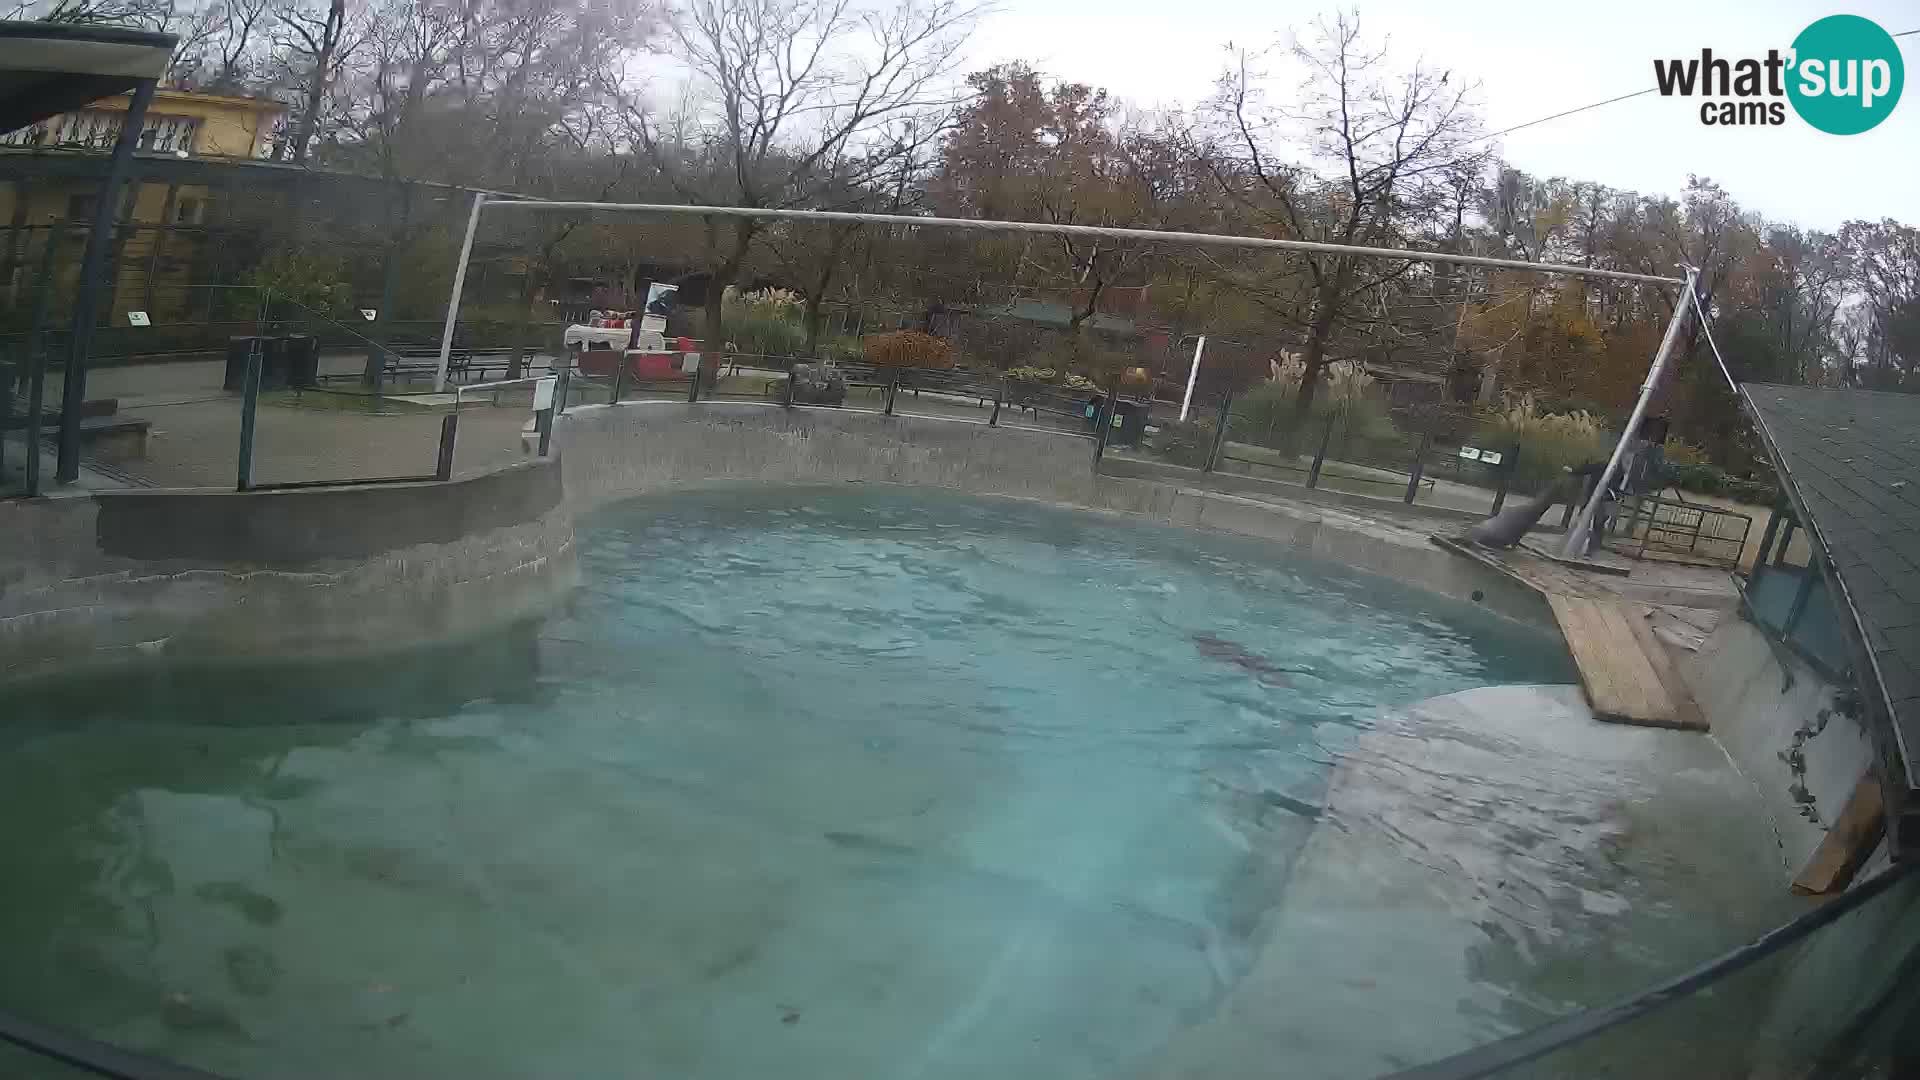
258, 335, 291, 390
224, 336, 263, 391
1115, 399, 1149, 447
283, 334, 318, 388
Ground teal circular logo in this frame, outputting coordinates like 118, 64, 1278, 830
1788, 15, 1903, 134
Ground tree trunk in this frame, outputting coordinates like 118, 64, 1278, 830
700, 220, 754, 386
1292, 276, 1344, 419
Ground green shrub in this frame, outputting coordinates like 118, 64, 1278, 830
723, 288, 809, 357
1662, 460, 1777, 505
244, 248, 355, 321
1153, 418, 1218, 468
1229, 358, 1396, 452
1475, 394, 1613, 495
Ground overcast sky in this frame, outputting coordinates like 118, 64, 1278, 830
963, 0, 1919, 232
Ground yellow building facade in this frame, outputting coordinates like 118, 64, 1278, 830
0, 90, 288, 323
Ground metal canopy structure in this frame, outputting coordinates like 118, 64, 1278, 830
0, 21, 174, 134
1743, 385, 1920, 852
435, 196, 1693, 553
1, 19, 176, 486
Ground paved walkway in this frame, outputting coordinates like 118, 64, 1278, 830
75, 353, 539, 489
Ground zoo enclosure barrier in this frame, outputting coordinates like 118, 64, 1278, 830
2, 278, 561, 497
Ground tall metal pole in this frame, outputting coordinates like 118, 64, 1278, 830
1562, 267, 1697, 557
435, 191, 487, 393
57, 77, 156, 483
1179, 335, 1206, 421
21, 220, 65, 497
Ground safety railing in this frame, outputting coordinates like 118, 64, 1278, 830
1137, 389, 1532, 519
1602, 491, 1753, 569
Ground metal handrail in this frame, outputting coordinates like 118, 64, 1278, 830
453, 375, 551, 404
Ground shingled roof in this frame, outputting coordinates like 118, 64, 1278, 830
1741, 385, 1920, 848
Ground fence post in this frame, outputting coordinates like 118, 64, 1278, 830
989, 380, 1003, 426
686, 351, 701, 403
1403, 431, 1430, 504
1092, 390, 1116, 467
610, 355, 627, 404
1750, 502, 1784, 588
1784, 553, 1820, 636
782, 368, 796, 409
1306, 408, 1337, 489
434, 411, 459, 481
555, 363, 572, 414
236, 339, 262, 491
1490, 441, 1520, 516
1204, 387, 1233, 473
20, 219, 63, 497
536, 402, 555, 456
1561, 474, 1590, 529
884, 368, 899, 415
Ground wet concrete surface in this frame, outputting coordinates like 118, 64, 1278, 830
1138, 685, 1806, 1080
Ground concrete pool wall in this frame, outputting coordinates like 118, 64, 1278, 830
553, 400, 1556, 629
0, 456, 576, 686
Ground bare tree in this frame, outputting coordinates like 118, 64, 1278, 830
1196, 10, 1485, 416
5, 0, 172, 25
272, 0, 360, 161
621, 0, 977, 372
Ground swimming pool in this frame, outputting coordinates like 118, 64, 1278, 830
0, 486, 1578, 1078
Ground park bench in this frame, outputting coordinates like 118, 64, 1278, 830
1, 396, 151, 460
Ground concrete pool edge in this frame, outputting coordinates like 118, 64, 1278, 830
0, 456, 577, 687
553, 401, 1557, 631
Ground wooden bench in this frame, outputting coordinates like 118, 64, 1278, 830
2, 402, 151, 460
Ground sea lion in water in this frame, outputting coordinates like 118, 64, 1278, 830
1191, 632, 1306, 687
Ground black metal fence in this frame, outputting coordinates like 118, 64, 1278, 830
1600, 492, 1753, 569
1132, 387, 1533, 519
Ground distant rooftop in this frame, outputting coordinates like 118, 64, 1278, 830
1741, 384, 1920, 840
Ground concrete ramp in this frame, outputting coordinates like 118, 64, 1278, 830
1135, 685, 1801, 1080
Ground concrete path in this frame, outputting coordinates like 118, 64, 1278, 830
70, 354, 540, 488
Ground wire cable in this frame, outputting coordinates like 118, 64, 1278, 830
1478, 28, 1915, 144
1474, 88, 1658, 144
1692, 287, 1740, 393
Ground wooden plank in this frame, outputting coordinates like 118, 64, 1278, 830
1548, 594, 1681, 727
1622, 606, 1709, 731
1591, 600, 1677, 721
1792, 772, 1886, 895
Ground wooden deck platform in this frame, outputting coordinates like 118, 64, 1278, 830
1432, 535, 1711, 731
1545, 594, 1704, 729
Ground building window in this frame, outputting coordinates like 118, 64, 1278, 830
142, 116, 199, 154
173, 197, 203, 225
0, 111, 198, 154
66, 193, 99, 221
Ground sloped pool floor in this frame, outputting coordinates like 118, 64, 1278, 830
0, 487, 1792, 1079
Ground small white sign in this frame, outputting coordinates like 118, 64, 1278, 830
680, 351, 701, 374
1480, 451, 1504, 466
532, 376, 556, 411
360, 308, 378, 322
1457, 446, 1481, 461
126, 311, 150, 327
640, 314, 668, 335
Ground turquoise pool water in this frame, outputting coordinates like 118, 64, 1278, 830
0, 487, 1576, 1078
